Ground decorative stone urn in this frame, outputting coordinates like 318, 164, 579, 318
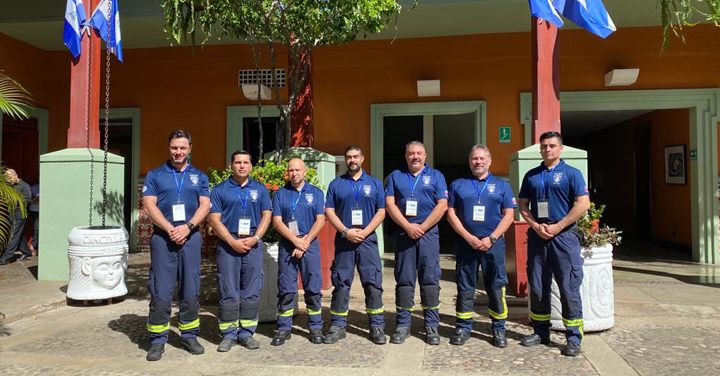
550, 243, 614, 332
67, 226, 129, 300
258, 242, 298, 323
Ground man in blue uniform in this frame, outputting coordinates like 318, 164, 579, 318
271, 157, 326, 346
142, 130, 210, 361
324, 145, 387, 345
208, 150, 272, 352
518, 131, 590, 357
446, 145, 516, 347
385, 141, 448, 345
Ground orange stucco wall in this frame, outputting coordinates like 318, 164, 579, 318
1, 25, 720, 178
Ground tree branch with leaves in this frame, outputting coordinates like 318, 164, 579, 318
660, 0, 720, 52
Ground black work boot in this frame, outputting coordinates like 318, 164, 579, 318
520, 333, 551, 347
369, 326, 387, 345
309, 329, 324, 344
450, 329, 470, 346
217, 337, 235, 352
561, 341, 581, 357
323, 326, 347, 344
493, 330, 508, 348
182, 337, 205, 355
425, 326, 441, 345
238, 336, 260, 349
390, 326, 411, 344
146, 343, 165, 361
271, 330, 292, 346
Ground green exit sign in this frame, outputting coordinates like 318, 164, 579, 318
499, 126, 511, 143
690, 150, 697, 160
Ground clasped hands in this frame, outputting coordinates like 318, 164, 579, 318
533, 223, 562, 240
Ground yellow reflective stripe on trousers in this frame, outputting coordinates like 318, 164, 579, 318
240, 319, 258, 327
146, 323, 170, 333
178, 318, 200, 331
218, 320, 239, 331
421, 304, 441, 310
488, 287, 508, 320
396, 305, 415, 311
562, 318, 584, 327
307, 308, 322, 315
456, 311, 473, 319
330, 310, 348, 316
366, 306, 384, 314
278, 309, 294, 317
530, 312, 551, 321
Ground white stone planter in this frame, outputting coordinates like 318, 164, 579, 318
258, 242, 298, 323
67, 226, 129, 300
550, 243, 614, 332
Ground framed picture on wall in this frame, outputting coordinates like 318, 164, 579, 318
665, 145, 686, 184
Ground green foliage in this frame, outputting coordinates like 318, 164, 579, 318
660, 0, 720, 52
0, 70, 33, 119
207, 159, 322, 243
577, 202, 605, 234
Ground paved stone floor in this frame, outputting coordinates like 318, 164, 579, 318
1, 240, 720, 375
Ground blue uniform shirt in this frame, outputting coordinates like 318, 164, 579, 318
210, 177, 272, 235
325, 170, 385, 230
272, 182, 325, 236
448, 175, 517, 237
143, 161, 210, 225
518, 160, 589, 223
384, 164, 448, 224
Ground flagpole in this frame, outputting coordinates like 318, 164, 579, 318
68, 0, 100, 148
531, 16, 561, 143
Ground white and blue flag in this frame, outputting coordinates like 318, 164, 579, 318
63, 0, 88, 57
90, 0, 123, 63
528, 0, 616, 39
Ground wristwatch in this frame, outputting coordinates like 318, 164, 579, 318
341, 228, 349, 238
186, 222, 195, 231
253, 235, 261, 243
489, 235, 498, 244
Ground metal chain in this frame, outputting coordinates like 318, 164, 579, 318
101, 0, 112, 228
86, 22, 94, 227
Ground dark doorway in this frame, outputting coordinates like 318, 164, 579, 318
2, 115, 39, 185
634, 124, 652, 240
101, 118, 133, 233
243, 117, 278, 162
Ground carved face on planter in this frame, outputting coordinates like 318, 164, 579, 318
82, 256, 125, 291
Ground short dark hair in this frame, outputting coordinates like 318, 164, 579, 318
344, 145, 363, 155
539, 131, 563, 145
168, 129, 192, 144
230, 150, 252, 164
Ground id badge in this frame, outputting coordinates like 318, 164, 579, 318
238, 216, 251, 236
288, 221, 300, 236
537, 201, 549, 219
405, 199, 418, 217
172, 203, 186, 222
473, 205, 486, 222
351, 208, 363, 226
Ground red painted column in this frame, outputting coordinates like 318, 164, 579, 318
531, 17, 561, 143
68, 0, 100, 148
289, 50, 314, 147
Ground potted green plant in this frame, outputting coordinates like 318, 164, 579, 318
550, 201, 622, 332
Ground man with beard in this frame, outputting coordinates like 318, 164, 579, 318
446, 145, 516, 347
323, 145, 387, 345
385, 141, 448, 345
518, 131, 590, 357
142, 130, 210, 361
270, 157, 326, 346
208, 150, 272, 352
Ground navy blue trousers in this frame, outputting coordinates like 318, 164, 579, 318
455, 237, 508, 332
527, 228, 584, 344
146, 230, 202, 344
276, 237, 323, 331
394, 226, 441, 328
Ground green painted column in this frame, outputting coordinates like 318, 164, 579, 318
38, 148, 125, 282
510, 144, 588, 221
